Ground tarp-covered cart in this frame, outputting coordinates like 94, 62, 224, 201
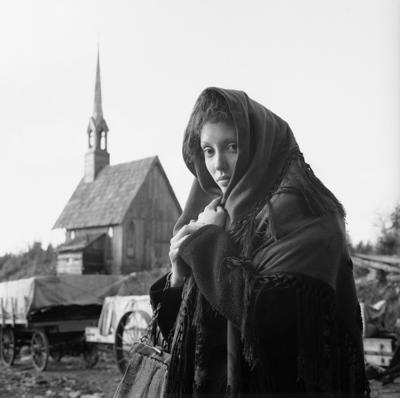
0, 274, 142, 371
85, 295, 152, 374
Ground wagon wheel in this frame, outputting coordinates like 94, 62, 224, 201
83, 343, 99, 369
0, 327, 16, 367
114, 310, 150, 374
31, 330, 49, 372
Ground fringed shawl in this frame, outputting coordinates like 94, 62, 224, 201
165, 87, 369, 397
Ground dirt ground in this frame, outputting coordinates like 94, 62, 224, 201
0, 347, 122, 398
369, 377, 400, 398
1, 349, 400, 398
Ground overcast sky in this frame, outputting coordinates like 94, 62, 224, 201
0, 0, 399, 255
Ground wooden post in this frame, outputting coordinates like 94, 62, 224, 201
0, 298, 4, 326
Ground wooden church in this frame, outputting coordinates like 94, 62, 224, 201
53, 53, 181, 275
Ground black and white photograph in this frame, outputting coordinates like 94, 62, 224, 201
0, 1, 399, 397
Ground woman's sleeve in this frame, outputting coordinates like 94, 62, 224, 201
178, 224, 296, 333
149, 274, 183, 340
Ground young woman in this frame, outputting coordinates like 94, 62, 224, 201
150, 88, 369, 397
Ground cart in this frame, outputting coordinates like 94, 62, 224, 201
85, 295, 152, 374
0, 274, 142, 371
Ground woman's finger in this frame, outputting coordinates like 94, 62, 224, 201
172, 224, 192, 241
206, 197, 221, 210
170, 234, 190, 250
169, 247, 178, 261
171, 222, 203, 243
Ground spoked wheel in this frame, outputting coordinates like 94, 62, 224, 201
0, 327, 16, 367
114, 310, 150, 374
31, 330, 49, 372
83, 343, 99, 369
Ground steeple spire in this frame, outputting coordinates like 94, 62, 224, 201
85, 48, 110, 183
93, 49, 103, 119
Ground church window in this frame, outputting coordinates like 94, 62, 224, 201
108, 226, 114, 238
89, 131, 94, 148
100, 131, 106, 150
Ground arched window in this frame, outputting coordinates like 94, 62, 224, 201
100, 131, 107, 150
89, 131, 94, 148
108, 226, 114, 238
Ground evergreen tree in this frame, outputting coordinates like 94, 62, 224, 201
376, 204, 400, 255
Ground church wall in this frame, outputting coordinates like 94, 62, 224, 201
121, 163, 181, 273
110, 225, 123, 274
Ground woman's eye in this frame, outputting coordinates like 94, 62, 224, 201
227, 143, 238, 152
202, 147, 214, 157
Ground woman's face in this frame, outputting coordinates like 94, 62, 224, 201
200, 122, 238, 193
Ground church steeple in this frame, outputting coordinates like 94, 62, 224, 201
93, 50, 103, 119
84, 49, 110, 183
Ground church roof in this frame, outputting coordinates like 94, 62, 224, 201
58, 233, 105, 253
53, 156, 171, 229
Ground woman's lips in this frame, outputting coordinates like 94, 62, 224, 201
217, 176, 230, 185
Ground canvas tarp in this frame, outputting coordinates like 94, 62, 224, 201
0, 274, 143, 324
97, 295, 152, 336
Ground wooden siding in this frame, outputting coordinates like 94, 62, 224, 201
57, 252, 83, 274
122, 163, 180, 272
111, 225, 123, 274
57, 234, 107, 275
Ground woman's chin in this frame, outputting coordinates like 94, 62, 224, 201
217, 182, 229, 193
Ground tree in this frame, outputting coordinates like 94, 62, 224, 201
0, 242, 57, 281
353, 240, 374, 254
376, 204, 400, 255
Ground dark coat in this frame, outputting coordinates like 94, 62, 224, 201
150, 176, 369, 397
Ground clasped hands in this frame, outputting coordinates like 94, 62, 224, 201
169, 198, 227, 287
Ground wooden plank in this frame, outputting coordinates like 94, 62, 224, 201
352, 256, 400, 274
364, 338, 394, 367
85, 326, 114, 344
364, 338, 394, 354
365, 354, 392, 367
0, 298, 4, 326
354, 253, 400, 266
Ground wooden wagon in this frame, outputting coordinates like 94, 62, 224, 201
0, 274, 142, 371
85, 294, 152, 374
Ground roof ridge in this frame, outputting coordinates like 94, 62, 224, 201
107, 155, 158, 168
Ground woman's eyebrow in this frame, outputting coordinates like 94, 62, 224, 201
221, 138, 237, 144
201, 138, 237, 145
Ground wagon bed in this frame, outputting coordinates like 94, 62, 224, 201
85, 294, 152, 373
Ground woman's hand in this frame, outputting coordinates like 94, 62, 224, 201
197, 198, 227, 227
169, 221, 205, 287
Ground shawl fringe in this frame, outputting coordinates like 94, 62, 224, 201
224, 264, 369, 397
167, 277, 197, 397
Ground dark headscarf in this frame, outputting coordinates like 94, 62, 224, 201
175, 87, 344, 234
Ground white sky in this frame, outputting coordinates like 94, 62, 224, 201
0, 0, 399, 255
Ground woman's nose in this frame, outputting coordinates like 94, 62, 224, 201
215, 152, 227, 171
